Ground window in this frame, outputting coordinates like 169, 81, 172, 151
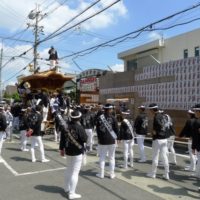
195, 46, 199, 57
127, 59, 137, 71
183, 49, 188, 59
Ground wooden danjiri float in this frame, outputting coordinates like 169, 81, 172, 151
18, 68, 74, 134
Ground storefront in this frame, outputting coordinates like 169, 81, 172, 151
76, 69, 104, 104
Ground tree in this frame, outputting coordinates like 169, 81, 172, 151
11, 92, 21, 102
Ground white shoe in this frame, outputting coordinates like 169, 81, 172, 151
163, 174, 169, 180
32, 159, 36, 163
23, 148, 29, 152
68, 193, 82, 199
184, 167, 195, 172
41, 159, 50, 163
129, 163, 134, 168
110, 174, 116, 179
146, 173, 156, 179
191, 173, 200, 178
96, 173, 104, 179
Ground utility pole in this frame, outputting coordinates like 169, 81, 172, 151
33, 5, 39, 73
28, 4, 44, 73
0, 40, 3, 101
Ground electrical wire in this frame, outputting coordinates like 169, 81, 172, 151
59, 2, 200, 59
0, 0, 102, 71
0, 0, 25, 20
1, 47, 33, 70
40, 0, 102, 43
42, 0, 58, 11
0, 35, 33, 43
3, 60, 33, 84
3, 1, 200, 83
43, 0, 69, 18
73, 16, 200, 58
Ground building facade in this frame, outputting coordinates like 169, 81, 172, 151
5, 85, 17, 96
99, 28, 200, 132
76, 69, 106, 104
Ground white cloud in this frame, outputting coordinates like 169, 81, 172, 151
0, 0, 128, 84
0, 0, 40, 32
148, 32, 162, 41
82, 37, 100, 46
2, 45, 32, 86
100, 0, 127, 16
110, 63, 124, 72
0, 0, 127, 33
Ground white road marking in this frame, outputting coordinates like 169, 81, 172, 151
1, 158, 65, 176
1, 159, 18, 176
17, 167, 65, 176
2, 139, 190, 177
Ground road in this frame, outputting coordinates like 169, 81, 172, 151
0, 134, 199, 200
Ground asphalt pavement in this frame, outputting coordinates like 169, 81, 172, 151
0, 134, 199, 200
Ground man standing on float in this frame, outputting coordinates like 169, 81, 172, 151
48, 46, 58, 69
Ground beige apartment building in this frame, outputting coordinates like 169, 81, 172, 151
99, 28, 200, 132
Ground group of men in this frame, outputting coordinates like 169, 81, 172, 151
57, 102, 200, 198
0, 97, 200, 199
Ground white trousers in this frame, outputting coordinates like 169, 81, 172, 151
123, 140, 134, 168
0, 131, 6, 156
151, 139, 169, 175
85, 129, 93, 151
188, 139, 197, 171
6, 124, 13, 141
136, 134, 146, 161
20, 130, 28, 150
50, 60, 56, 68
167, 135, 177, 164
65, 154, 83, 195
195, 151, 200, 178
54, 127, 60, 142
30, 136, 46, 161
43, 106, 49, 121
98, 144, 116, 176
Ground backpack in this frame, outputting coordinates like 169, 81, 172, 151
141, 116, 148, 129
28, 112, 39, 128
160, 113, 176, 137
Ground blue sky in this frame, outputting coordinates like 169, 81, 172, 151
1, 0, 200, 86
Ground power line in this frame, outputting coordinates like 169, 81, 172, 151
59, 2, 200, 59
3, 60, 33, 84
42, 0, 58, 11
41, 0, 120, 43
0, 47, 33, 70
42, 0, 69, 18
40, 0, 102, 43
3, 1, 200, 83
72, 17, 200, 58
0, 35, 33, 43
0, 0, 25, 20
0, 0, 102, 71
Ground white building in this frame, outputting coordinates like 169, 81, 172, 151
99, 28, 200, 132
118, 28, 200, 71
